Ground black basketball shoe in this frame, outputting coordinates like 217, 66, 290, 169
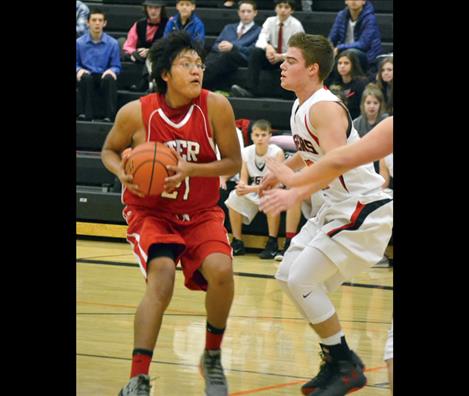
301, 350, 365, 395
230, 238, 245, 256
258, 237, 279, 259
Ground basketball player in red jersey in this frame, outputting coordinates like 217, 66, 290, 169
101, 32, 242, 396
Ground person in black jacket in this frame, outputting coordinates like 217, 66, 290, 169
123, 0, 169, 91
327, 49, 368, 119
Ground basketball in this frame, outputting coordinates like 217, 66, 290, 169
124, 142, 178, 196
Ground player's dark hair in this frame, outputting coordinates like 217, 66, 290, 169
288, 33, 334, 81
88, 8, 107, 21
149, 31, 205, 94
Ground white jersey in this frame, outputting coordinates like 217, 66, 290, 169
291, 87, 385, 205
242, 144, 283, 185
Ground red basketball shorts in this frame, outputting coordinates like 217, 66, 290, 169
123, 205, 232, 291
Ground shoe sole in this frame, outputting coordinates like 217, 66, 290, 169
301, 386, 315, 395
300, 381, 366, 396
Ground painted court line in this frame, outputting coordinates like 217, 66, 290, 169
229, 380, 305, 395
228, 365, 387, 395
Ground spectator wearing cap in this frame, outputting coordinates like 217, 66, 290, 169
203, 0, 261, 91
230, 0, 304, 98
123, 0, 169, 91
163, 1, 205, 46
76, 8, 121, 122
76, 1, 90, 38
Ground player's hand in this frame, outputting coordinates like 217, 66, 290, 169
266, 157, 295, 187
164, 149, 192, 193
118, 149, 145, 198
259, 188, 299, 216
235, 180, 250, 196
258, 171, 279, 196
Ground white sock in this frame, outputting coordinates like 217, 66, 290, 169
320, 330, 344, 346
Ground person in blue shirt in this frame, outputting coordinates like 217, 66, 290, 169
203, 0, 261, 91
76, 8, 121, 122
76, 1, 90, 38
327, 0, 382, 82
163, 1, 205, 46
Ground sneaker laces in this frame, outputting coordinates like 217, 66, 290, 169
314, 351, 335, 383
204, 353, 226, 385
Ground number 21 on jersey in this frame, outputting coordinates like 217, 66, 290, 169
161, 177, 190, 200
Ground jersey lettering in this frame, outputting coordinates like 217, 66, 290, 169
166, 139, 200, 162
293, 134, 319, 154
248, 176, 264, 185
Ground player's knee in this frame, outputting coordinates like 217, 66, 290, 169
203, 256, 233, 287
287, 269, 313, 292
147, 258, 176, 289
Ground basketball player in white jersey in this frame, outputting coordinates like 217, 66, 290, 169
261, 115, 394, 395
257, 33, 393, 396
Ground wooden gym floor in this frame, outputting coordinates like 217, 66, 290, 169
77, 238, 393, 395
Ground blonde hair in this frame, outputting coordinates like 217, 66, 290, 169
360, 83, 385, 118
251, 119, 272, 133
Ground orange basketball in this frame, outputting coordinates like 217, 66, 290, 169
124, 142, 178, 196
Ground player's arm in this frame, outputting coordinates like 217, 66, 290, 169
208, 93, 242, 175
101, 100, 145, 197
283, 116, 394, 189
269, 101, 349, 189
236, 160, 255, 196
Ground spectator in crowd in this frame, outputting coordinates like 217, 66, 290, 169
76, 8, 121, 122
225, 119, 285, 259
230, 0, 304, 98
353, 83, 388, 137
376, 56, 393, 115
122, 0, 169, 92
76, 1, 90, 37
301, 0, 312, 11
164, 0, 205, 46
327, 0, 382, 82
328, 49, 368, 119
203, 0, 261, 92
223, 1, 235, 7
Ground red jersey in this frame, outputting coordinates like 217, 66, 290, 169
122, 89, 220, 214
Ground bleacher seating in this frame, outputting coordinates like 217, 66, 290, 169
77, 1, 393, 230
91, 4, 393, 45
